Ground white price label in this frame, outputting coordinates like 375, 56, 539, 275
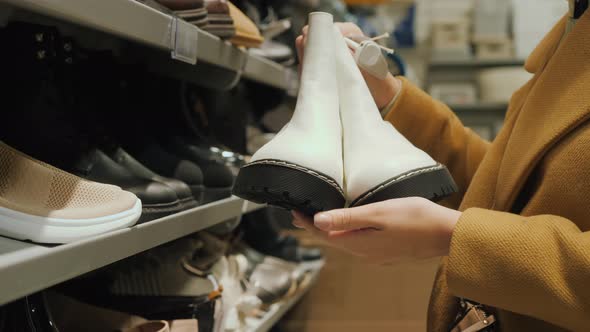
170, 18, 198, 65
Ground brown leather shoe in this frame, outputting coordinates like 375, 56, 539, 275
207, 13, 233, 24
175, 7, 207, 19
204, 0, 229, 14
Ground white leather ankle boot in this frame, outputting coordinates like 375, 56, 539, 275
333, 27, 457, 207
233, 12, 345, 214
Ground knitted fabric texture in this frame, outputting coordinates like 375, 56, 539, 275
0, 142, 136, 219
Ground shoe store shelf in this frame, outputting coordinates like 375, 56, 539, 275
246, 260, 325, 332
243, 201, 266, 214
0, 0, 294, 90
0, 196, 264, 306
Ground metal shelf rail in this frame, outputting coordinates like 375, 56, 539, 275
0, 0, 295, 90
0, 197, 264, 306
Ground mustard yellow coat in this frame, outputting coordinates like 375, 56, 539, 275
385, 14, 590, 332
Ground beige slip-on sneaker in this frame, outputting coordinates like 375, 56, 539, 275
0, 141, 141, 243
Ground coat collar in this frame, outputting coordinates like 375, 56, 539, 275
493, 11, 590, 211
524, 15, 567, 74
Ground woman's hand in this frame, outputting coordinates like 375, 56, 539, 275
295, 22, 401, 109
292, 197, 461, 264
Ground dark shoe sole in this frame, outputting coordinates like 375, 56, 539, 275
179, 197, 200, 210
202, 187, 232, 205
139, 200, 184, 223
232, 160, 345, 216
350, 164, 458, 207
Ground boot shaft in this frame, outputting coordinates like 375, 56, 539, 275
289, 12, 340, 133
333, 28, 452, 204
249, 12, 344, 188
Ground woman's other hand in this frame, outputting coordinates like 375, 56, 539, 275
292, 197, 461, 264
295, 22, 401, 109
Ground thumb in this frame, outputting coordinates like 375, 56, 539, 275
314, 205, 381, 232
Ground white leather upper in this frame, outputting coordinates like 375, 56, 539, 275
333, 27, 438, 203
250, 13, 344, 188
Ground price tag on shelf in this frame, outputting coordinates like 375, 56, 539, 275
170, 17, 199, 65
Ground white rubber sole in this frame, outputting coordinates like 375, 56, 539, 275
0, 199, 142, 244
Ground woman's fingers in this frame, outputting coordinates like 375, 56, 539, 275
334, 22, 364, 37
313, 204, 384, 232
292, 211, 331, 240
296, 26, 309, 76
295, 35, 304, 62
295, 35, 304, 77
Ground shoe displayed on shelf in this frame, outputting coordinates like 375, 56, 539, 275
237, 243, 300, 305
2, 292, 57, 332
211, 254, 262, 330
241, 208, 323, 262
162, 137, 234, 204
202, 0, 236, 38
265, 234, 322, 262
208, 145, 246, 175
249, 40, 294, 63
45, 290, 200, 332
228, 1, 264, 48
232, 12, 345, 215
332, 26, 458, 207
126, 142, 206, 204
107, 147, 199, 210
73, 149, 182, 223
182, 232, 228, 276
105, 238, 222, 332
109, 238, 221, 298
0, 142, 141, 244
0, 23, 85, 167
248, 259, 297, 305
155, 0, 209, 28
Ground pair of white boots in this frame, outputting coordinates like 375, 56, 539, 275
233, 12, 457, 214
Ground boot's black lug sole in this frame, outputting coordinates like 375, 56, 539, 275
233, 162, 345, 215
351, 164, 458, 207
179, 197, 200, 210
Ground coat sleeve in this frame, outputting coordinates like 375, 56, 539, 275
383, 77, 490, 207
447, 209, 590, 331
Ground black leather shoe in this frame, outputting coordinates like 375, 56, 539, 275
274, 235, 323, 262
107, 147, 199, 210
3, 293, 57, 332
163, 137, 234, 204
242, 208, 323, 262
125, 142, 206, 203
74, 149, 183, 223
